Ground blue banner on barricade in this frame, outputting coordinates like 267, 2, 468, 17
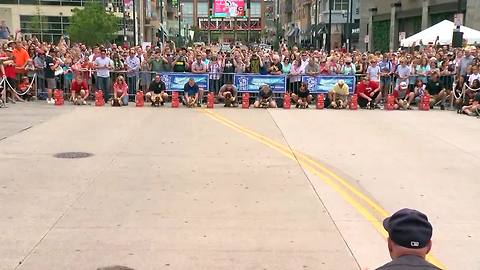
234, 74, 287, 93
159, 73, 209, 92
301, 75, 356, 94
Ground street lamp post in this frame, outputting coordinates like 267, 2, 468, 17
132, 0, 137, 46
178, 2, 183, 46
123, 4, 128, 45
159, 0, 164, 44
59, 12, 64, 37
314, 0, 319, 49
327, 0, 333, 52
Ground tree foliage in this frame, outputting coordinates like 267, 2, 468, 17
67, 1, 119, 46
28, 5, 46, 41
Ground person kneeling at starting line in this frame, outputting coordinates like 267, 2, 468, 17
218, 81, 238, 107
70, 74, 89, 105
146, 75, 168, 107
356, 76, 382, 109
112, 75, 129, 106
254, 85, 277, 108
292, 82, 312, 109
393, 82, 415, 110
328, 79, 349, 109
183, 78, 204, 108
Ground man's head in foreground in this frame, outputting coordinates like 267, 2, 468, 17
383, 208, 433, 260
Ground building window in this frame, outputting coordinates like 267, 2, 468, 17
182, 2, 193, 15
20, 15, 70, 42
16, 0, 101, 6
334, 0, 349, 11
251, 2, 261, 17
197, 2, 208, 17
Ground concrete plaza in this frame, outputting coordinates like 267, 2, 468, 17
0, 102, 479, 270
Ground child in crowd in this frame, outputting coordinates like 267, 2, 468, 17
17, 76, 34, 101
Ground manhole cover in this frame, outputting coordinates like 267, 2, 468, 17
53, 152, 93, 159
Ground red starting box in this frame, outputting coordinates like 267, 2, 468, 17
53, 89, 64, 105
349, 94, 358, 110
283, 93, 291, 109
95, 90, 105, 106
135, 91, 144, 107
385, 94, 395, 110
207, 92, 214, 109
419, 95, 430, 111
316, 94, 325, 109
171, 91, 179, 108
242, 93, 250, 109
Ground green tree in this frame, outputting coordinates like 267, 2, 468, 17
67, 1, 119, 46
28, 5, 46, 41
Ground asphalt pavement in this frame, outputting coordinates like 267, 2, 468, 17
1, 102, 479, 270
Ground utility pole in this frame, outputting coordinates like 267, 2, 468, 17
327, 0, 333, 52
315, 0, 319, 49
133, 0, 137, 46
123, 0, 127, 45
178, 1, 182, 46
159, 0, 164, 43
347, 0, 353, 52
247, 0, 251, 43
208, 0, 212, 44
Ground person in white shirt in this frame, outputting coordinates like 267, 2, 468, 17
95, 48, 112, 101
367, 59, 381, 82
468, 65, 480, 86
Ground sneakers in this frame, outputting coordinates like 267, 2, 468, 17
82, 100, 87, 105
47, 98, 54, 104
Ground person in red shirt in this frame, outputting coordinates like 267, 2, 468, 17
393, 81, 415, 110
355, 76, 382, 109
2, 48, 24, 102
112, 75, 129, 106
17, 76, 34, 101
70, 73, 89, 105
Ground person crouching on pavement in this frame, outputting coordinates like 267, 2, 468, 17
375, 208, 441, 270
355, 76, 382, 109
218, 80, 238, 107
425, 71, 447, 110
292, 82, 312, 109
183, 78, 203, 108
112, 75, 129, 106
70, 73, 89, 105
459, 92, 480, 116
328, 79, 349, 109
393, 82, 414, 110
146, 74, 168, 107
254, 85, 277, 108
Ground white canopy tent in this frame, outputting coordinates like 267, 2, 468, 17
400, 20, 480, 47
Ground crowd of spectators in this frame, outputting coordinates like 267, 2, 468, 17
0, 34, 479, 114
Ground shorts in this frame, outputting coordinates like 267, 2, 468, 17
46, 78, 56, 89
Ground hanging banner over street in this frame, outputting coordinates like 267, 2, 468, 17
214, 0, 245, 18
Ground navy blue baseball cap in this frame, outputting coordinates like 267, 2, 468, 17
383, 208, 433, 249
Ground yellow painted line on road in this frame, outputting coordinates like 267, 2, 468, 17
201, 109, 446, 269
204, 109, 389, 217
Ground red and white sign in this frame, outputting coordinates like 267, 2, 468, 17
214, 0, 245, 17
